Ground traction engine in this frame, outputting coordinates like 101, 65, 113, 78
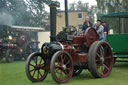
25, 3, 113, 84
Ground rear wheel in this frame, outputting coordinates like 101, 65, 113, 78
50, 51, 73, 83
14, 54, 23, 61
25, 52, 48, 82
6, 49, 14, 63
0, 52, 3, 62
24, 41, 38, 60
88, 41, 113, 78
0, 56, 3, 62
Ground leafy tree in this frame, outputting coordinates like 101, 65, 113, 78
96, 0, 128, 15
25, 0, 53, 30
0, 0, 53, 31
96, 0, 128, 33
69, 2, 76, 11
0, 0, 33, 26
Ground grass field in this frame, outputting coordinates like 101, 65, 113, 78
0, 61, 128, 85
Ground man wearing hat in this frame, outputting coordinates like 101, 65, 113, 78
95, 20, 104, 41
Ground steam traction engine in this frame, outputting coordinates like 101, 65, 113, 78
25, 3, 113, 84
0, 25, 42, 62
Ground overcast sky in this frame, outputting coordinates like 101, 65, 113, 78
45, 0, 97, 11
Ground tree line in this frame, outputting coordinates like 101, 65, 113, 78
1, 0, 128, 32
0, 0, 52, 31
96, 0, 128, 33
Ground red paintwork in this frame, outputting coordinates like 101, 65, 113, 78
72, 53, 79, 64
61, 28, 98, 63
72, 53, 88, 64
61, 43, 74, 53
73, 35, 83, 45
84, 28, 99, 47
17, 33, 30, 46
12, 38, 17, 42
14, 47, 23, 54
78, 53, 88, 63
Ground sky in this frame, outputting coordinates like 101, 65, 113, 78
45, 0, 97, 11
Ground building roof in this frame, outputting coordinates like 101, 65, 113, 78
101, 12, 128, 18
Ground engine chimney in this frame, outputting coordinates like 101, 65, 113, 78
49, 3, 58, 42
65, 0, 69, 27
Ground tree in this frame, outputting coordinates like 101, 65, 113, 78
87, 5, 97, 24
0, 0, 52, 31
0, 0, 33, 26
69, 2, 76, 11
25, 0, 52, 30
96, 0, 128, 33
96, 0, 128, 15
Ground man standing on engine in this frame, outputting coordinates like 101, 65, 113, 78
95, 20, 104, 41
82, 16, 92, 31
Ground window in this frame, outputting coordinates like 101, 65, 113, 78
78, 13, 82, 18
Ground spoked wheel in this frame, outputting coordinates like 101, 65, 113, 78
50, 51, 73, 84
0, 56, 3, 62
88, 41, 113, 78
72, 66, 83, 77
25, 52, 48, 82
24, 41, 34, 60
14, 53, 22, 61
6, 49, 14, 63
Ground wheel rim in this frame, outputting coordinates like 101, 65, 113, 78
53, 52, 73, 83
95, 43, 113, 77
0, 56, 3, 61
8, 53, 13, 62
27, 43, 33, 55
26, 53, 48, 82
24, 42, 33, 60
7, 50, 14, 62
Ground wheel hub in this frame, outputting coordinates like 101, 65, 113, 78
9, 54, 12, 57
100, 57, 104, 63
62, 64, 67, 70
35, 64, 41, 70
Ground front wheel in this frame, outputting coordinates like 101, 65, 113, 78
50, 51, 73, 83
25, 52, 48, 82
6, 49, 14, 63
88, 41, 113, 78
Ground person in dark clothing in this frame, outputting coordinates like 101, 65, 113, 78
102, 22, 110, 40
82, 16, 92, 31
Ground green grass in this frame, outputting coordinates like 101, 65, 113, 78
0, 61, 128, 85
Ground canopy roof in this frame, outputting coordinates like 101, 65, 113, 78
101, 12, 128, 18
11, 26, 44, 32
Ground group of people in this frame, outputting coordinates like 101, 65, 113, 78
82, 16, 110, 41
